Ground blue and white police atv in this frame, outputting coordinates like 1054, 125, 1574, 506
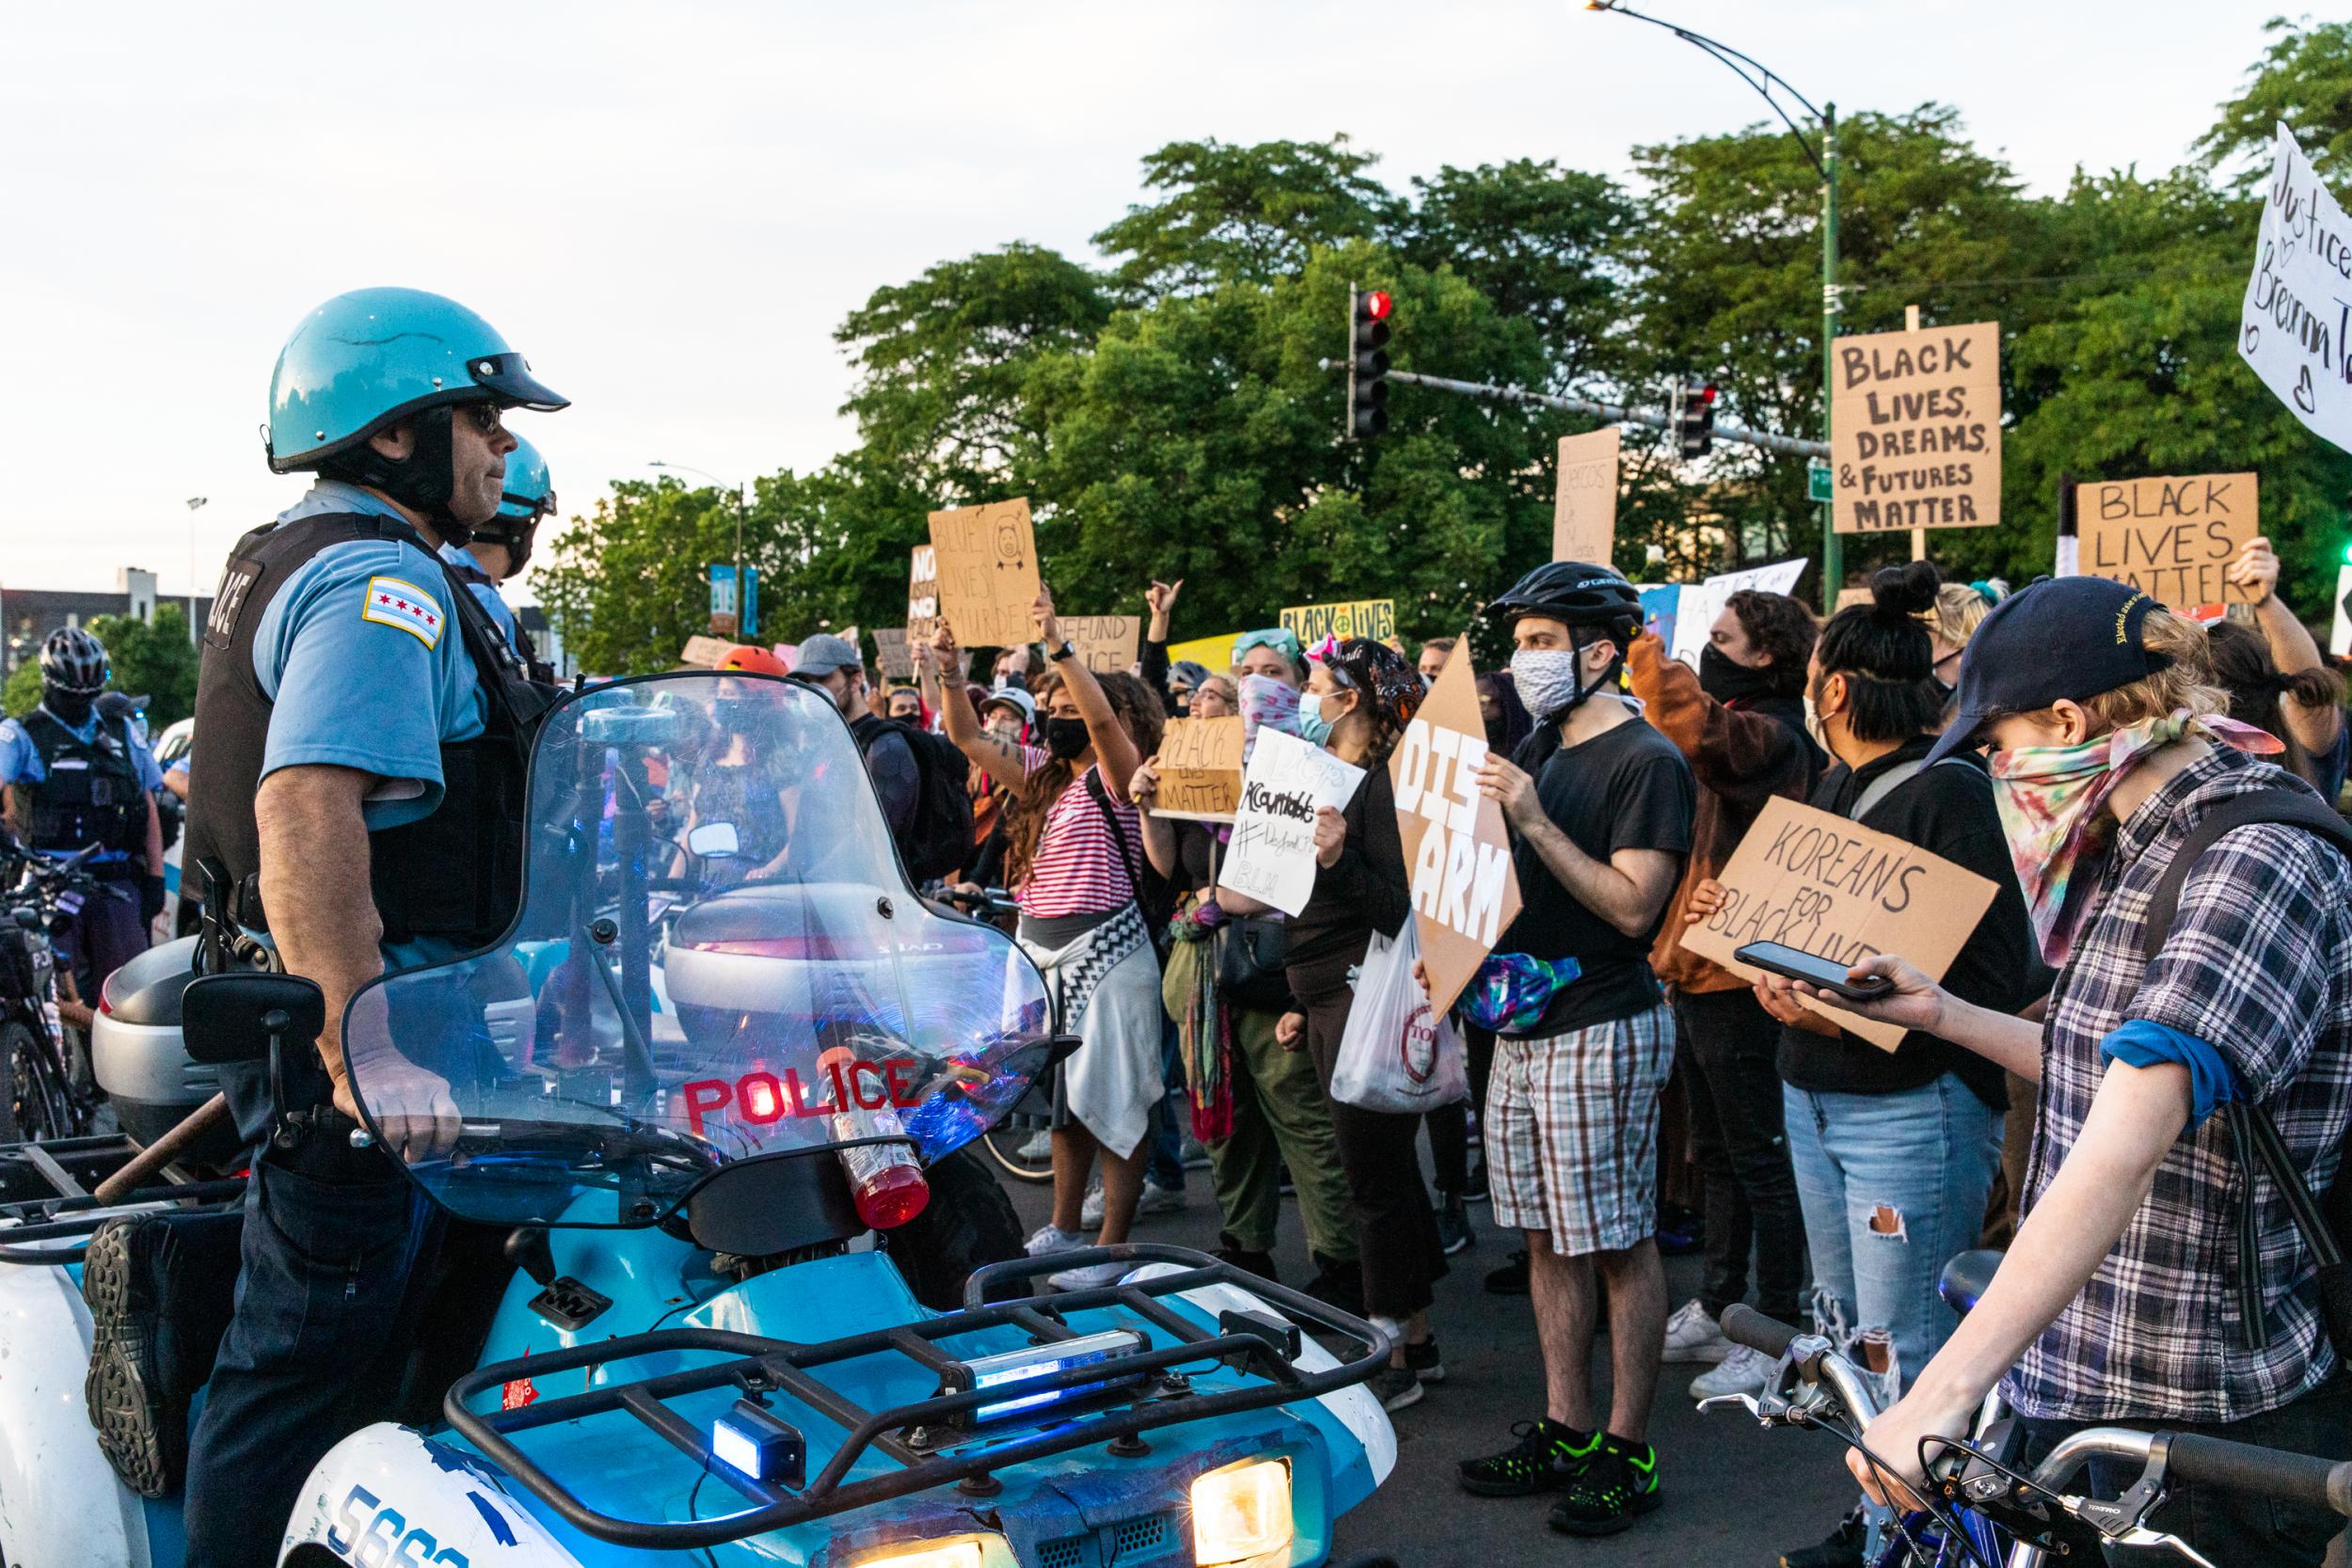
0, 671, 1400, 1568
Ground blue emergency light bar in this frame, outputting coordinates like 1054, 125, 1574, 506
711, 1399, 806, 1486
940, 1328, 1150, 1425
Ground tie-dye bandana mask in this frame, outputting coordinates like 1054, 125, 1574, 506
1989, 710, 2281, 965
1236, 673, 1302, 759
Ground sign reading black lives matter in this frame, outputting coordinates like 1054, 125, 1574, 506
1831, 321, 2001, 535
2240, 122, 2352, 454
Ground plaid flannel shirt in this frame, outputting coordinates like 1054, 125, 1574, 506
2007, 747, 2352, 1424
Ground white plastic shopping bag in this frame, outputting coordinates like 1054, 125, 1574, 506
1330, 920, 1468, 1114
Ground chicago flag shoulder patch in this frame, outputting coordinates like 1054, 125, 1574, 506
361, 576, 447, 648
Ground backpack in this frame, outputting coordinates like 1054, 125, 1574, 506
852, 717, 977, 885
2137, 787, 2352, 1357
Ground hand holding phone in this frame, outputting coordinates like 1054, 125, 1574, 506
1734, 942, 1895, 1003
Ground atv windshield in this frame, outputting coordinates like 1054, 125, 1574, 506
339, 673, 1055, 1227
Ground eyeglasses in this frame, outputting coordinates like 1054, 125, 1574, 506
457, 402, 507, 436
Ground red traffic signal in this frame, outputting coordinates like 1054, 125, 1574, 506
1347, 286, 1393, 440
1362, 290, 1393, 322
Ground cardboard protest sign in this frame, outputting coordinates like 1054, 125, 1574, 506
907, 546, 941, 641
1280, 599, 1395, 645
873, 627, 915, 681
1155, 716, 1246, 822
678, 635, 733, 669
1836, 586, 1874, 611
1217, 728, 1365, 917
927, 499, 1040, 648
2077, 473, 2258, 611
1168, 631, 1238, 673
1680, 796, 1996, 1052
1669, 559, 1807, 669
2240, 123, 2352, 454
1064, 614, 1141, 674
1553, 427, 1622, 565
1389, 642, 1520, 1013
1831, 321, 2000, 535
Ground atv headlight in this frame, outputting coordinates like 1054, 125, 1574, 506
853, 1539, 985, 1568
1190, 1457, 1292, 1567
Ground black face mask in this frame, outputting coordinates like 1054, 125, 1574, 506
1698, 641, 1778, 705
41, 688, 95, 726
1043, 717, 1090, 760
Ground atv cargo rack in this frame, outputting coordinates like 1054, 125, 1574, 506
445, 1243, 1388, 1550
0, 1132, 243, 1266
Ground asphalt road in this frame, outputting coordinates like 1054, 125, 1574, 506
1006, 1157, 1858, 1568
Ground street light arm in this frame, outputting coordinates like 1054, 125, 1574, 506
1589, 2, 1827, 177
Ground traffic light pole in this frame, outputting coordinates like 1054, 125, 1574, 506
1329, 364, 1830, 461
1820, 104, 1842, 611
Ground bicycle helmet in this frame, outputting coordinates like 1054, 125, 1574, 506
39, 627, 109, 695
714, 644, 790, 677
1488, 561, 1643, 631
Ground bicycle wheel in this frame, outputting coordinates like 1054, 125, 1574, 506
977, 1109, 1056, 1184
0, 1020, 72, 1145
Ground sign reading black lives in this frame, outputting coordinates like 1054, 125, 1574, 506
1831, 321, 2001, 535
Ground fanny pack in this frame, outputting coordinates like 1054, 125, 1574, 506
1461, 952, 1583, 1034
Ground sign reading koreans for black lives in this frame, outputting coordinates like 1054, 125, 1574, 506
1831, 321, 2001, 535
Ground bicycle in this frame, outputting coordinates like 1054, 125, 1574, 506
0, 841, 104, 1144
933, 884, 1057, 1184
1705, 1299, 2352, 1567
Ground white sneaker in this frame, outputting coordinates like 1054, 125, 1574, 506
1135, 1180, 1185, 1217
1080, 1176, 1106, 1228
1016, 1129, 1054, 1162
1047, 1259, 1129, 1291
1661, 1297, 1734, 1364
1689, 1344, 1773, 1402
1024, 1224, 1086, 1259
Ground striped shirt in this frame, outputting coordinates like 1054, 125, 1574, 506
1012, 745, 1141, 917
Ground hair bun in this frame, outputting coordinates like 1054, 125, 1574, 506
1870, 560, 1942, 620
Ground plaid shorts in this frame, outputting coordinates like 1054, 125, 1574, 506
1487, 1003, 1676, 1256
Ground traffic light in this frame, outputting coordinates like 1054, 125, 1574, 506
1345, 286, 1392, 439
1670, 377, 1717, 458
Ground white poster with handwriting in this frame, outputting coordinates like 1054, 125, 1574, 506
1668, 559, 1807, 669
1216, 729, 1366, 917
2240, 122, 2352, 454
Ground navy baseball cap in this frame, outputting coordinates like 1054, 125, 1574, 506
1924, 576, 2174, 764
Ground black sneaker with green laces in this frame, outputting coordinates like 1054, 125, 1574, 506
1456, 1418, 1601, 1497
1548, 1434, 1662, 1536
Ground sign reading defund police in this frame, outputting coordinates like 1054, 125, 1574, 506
2240, 122, 2352, 455
1680, 796, 1994, 1052
1831, 321, 2001, 535
1389, 644, 1520, 1014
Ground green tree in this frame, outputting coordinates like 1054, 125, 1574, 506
1, 663, 37, 719
538, 480, 750, 675
1091, 137, 1402, 295
2197, 18, 2352, 191
2, 608, 199, 726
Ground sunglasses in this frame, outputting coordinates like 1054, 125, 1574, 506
457, 402, 507, 436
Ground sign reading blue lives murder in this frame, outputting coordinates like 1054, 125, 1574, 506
2240, 121, 2352, 455
1216, 728, 1365, 917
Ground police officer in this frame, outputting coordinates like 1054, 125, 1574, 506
439, 432, 556, 676
79, 287, 564, 1561
0, 627, 167, 1006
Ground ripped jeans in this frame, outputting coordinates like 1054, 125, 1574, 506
1784, 1073, 2000, 1400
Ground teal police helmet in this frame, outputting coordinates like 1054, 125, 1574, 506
266, 287, 567, 474
496, 435, 554, 523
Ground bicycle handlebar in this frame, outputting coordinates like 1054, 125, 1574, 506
2166, 1434, 2352, 1518
1721, 1304, 1801, 1361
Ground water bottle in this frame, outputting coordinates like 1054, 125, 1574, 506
821, 1044, 929, 1229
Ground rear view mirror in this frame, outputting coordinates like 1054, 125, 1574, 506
183, 972, 325, 1067
687, 821, 740, 860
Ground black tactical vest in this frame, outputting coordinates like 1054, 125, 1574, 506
182, 512, 560, 950
19, 707, 147, 861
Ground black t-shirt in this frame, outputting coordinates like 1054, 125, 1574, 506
1774, 736, 2048, 1108
1496, 713, 1696, 1037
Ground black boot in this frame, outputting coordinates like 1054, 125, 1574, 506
83, 1209, 245, 1497
1303, 1251, 1366, 1318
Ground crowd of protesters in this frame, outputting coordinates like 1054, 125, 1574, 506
788, 530, 2352, 1562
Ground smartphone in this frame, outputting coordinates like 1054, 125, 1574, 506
1734, 942, 1894, 1003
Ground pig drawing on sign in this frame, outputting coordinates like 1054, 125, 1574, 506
1392, 717, 1512, 945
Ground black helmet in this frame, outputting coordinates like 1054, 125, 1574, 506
1490, 561, 1642, 631
39, 627, 108, 695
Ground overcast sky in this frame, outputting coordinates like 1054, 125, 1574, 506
0, 1, 2287, 603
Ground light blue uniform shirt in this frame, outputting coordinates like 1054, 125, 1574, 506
438, 541, 520, 650
0, 704, 165, 863
257, 481, 489, 968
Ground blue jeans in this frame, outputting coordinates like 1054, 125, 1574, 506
1784, 1073, 2000, 1395
1145, 1015, 1187, 1191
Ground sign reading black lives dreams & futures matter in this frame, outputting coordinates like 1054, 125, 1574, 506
1831, 321, 2001, 535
